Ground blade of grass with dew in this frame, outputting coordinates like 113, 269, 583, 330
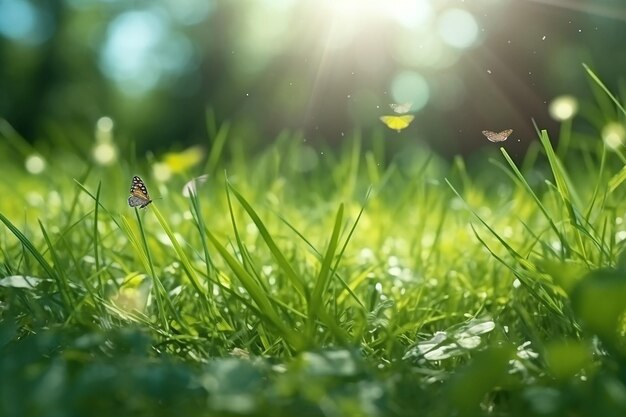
38, 220, 76, 312
150, 205, 215, 316
62, 167, 92, 231
539, 130, 595, 259
583, 63, 626, 118
224, 179, 268, 287
120, 214, 170, 331
469, 223, 572, 324
93, 181, 102, 288
278, 187, 372, 311
307, 203, 350, 344
584, 144, 607, 222
328, 189, 371, 306
445, 179, 537, 273
205, 120, 230, 176
227, 181, 307, 300
538, 130, 584, 209
204, 228, 303, 350
498, 146, 570, 259
38, 210, 94, 259
543, 180, 609, 263
276, 212, 365, 309
0, 212, 71, 307
607, 164, 626, 195
56, 232, 102, 322
518, 219, 561, 259
188, 193, 214, 279
191, 261, 269, 331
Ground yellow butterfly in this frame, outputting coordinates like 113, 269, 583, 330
380, 115, 414, 132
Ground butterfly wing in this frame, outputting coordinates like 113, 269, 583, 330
182, 174, 209, 197
380, 115, 414, 132
128, 195, 149, 208
482, 129, 513, 142
128, 176, 153, 208
389, 103, 412, 114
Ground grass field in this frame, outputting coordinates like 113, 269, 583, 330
2, 66, 626, 417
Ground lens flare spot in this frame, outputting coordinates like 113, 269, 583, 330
602, 122, 626, 150
93, 142, 118, 166
549, 95, 578, 121
437, 9, 478, 49
391, 71, 430, 112
25, 154, 45, 174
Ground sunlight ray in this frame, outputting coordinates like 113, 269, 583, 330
525, 0, 626, 21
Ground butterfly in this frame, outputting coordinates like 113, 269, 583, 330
182, 174, 209, 197
128, 176, 153, 208
389, 103, 412, 114
380, 115, 414, 132
482, 129, 513, 142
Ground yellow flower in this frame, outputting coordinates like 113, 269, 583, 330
163, 145, 204, 173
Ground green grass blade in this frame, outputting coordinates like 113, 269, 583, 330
205, 120, 231, 175
227, 181, 307, 299
205, 228, 302, 350
498, 146, 570, 258
38, 220, 75, 312
537, 130, 589, 260
93, 181, 102, 289
0, 212, 60, 287
583, 63, 626, 118
307, 203, 350, 343
151, 205, 210, 301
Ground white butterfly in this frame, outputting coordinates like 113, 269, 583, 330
482, 129, 513, 142
389, 103, 412, 114
182, 174, 209, 197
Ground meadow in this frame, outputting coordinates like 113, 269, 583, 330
2, 66, 626, 417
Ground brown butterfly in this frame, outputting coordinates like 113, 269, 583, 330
128, 176, 153, 208
482, 129, 513, 142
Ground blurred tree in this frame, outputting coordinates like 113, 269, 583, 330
0, 0, 624, 156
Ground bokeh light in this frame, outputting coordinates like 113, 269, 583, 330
0, 0, 53, 45
93, 142, 118, 166
96, 116, 114, 133
549, 95, 579, 121
153, 162, 172, 182
25, 154, 46, 174
163, 0, 215, 25
99, 10, 195, 95
602, 122, 626, 150
2, 0, 624, 154
437, 9, 479, 49
391, 71, 430, 112
93, 116, 118, 165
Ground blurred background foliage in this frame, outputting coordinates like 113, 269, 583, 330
1, 0, 625, 156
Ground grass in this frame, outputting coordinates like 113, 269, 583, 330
2, 65, 626, 416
